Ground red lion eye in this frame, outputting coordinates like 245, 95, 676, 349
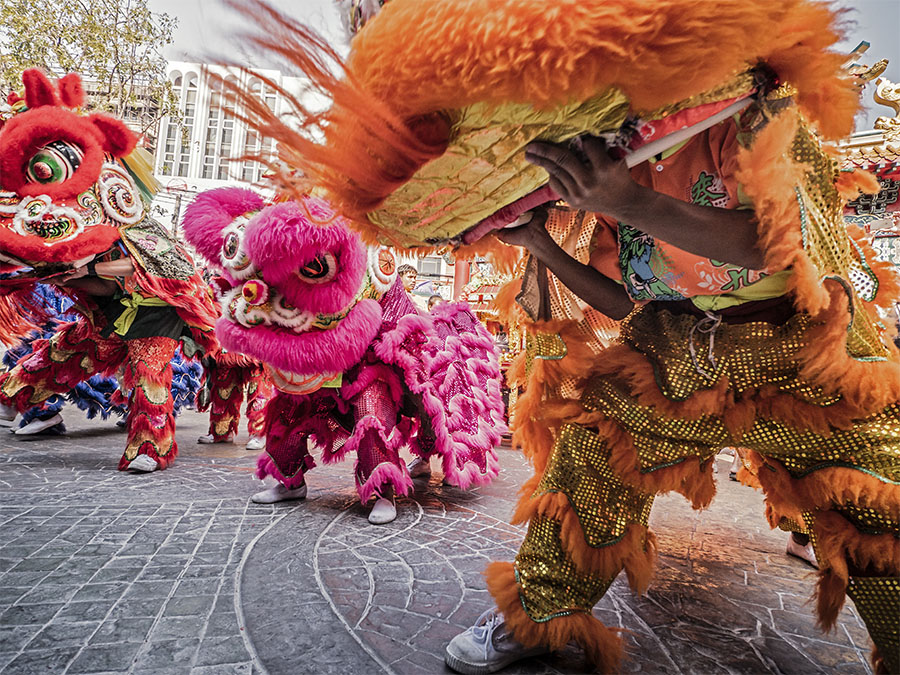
25, 141, 83, 184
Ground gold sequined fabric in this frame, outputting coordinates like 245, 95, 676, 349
535, 424, 654, 547
846, 576, 900, 674
790, 122, 893, 361
515, 516, 616, 622
513, 304, 899, 628
619, 307, 840, 405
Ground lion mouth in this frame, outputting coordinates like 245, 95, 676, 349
215, 297, 383, 385
265, 367, 342, 395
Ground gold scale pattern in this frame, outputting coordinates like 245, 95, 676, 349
365, 74, 757, 246
513, 304, 899, 624
791, 123, 892, 361
515, 515, 618, 622
534, 424, 655, 548
846, 576, 900, 674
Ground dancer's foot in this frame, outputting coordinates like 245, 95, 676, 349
407, 456, 431, 478
729, 451, 741, 481
14, 413, 64, 436
786, 533, 818, 568
198, 433, 233, 444
0, 403, 16, 424
126, 455, 159, 473
445, 609, 549, 674
368, 496, 397, 524
116, 418, 127, 429
246, 435, 266, 451
251, 482, 307, 504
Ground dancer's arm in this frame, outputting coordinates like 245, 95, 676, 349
497, 211, 635, 320
525, 137, 765, 270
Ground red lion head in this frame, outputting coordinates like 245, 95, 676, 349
0, 70, 144, 267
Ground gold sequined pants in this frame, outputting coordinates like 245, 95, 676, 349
511, 305, 899, 668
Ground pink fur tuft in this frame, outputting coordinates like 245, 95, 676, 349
182, 187, 265, 269
245, 197, 367, 315
256, 452, 311, 489
215, 298, 382, 375
356, 459, 414, 503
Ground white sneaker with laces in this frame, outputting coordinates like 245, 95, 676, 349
14, 413, 64, 436
407, 456, 431, 478
198, 433, 233, 444
445, 609, 549, 674
246, 435, 266, 451
251, 482, 307, 504
368, 496, 397, 524
127, 455, 159, 473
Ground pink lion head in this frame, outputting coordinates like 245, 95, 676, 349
183, 188, 399, 392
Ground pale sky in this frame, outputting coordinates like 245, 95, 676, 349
147, 0, 900, 131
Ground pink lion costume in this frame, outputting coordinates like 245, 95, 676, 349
183, 187, 505, 521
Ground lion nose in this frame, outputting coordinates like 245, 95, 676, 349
241, 279, 269, 306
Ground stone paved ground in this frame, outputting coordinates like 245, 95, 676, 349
0, 408, 876, 674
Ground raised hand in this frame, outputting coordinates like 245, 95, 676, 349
524, 136, 641, 219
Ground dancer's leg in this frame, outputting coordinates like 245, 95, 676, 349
205, 362, 244, 442
244, 363, 272, 446
118, 336, 179, 471
0, 320, 126, 415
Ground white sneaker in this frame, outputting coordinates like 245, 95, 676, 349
445, 609, 549, 674
127, 455, 159, 473
198, 433, 233, 444
407, 456, 431, 478
0, 403, 16, 424
250, 482, 307, 504
246, 435, 266, 451
786, 534, 819, 569
14, 413, 64, 436
368, 496, 397, 524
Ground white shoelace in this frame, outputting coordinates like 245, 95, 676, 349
470, 609, 505, 654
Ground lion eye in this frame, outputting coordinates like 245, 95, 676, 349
26, 141, 83, 184
223, 232, 240, 260
297, 253, 337, 284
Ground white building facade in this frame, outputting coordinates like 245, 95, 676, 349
152, 61, 305, 224
151, 61, 454, 291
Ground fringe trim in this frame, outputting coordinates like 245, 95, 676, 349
486, 561, 623, 673
747, 451, 900, 530
512, 490, 657, 591
812, 511, 900, 631
795, 283, 900, 417
356, 460, 413, 504
256, 452, 311, 489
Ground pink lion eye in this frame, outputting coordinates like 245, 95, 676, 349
297, 252, 337, 285
223, 232, 240, 260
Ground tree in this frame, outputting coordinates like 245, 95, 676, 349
0, 0, 180, 149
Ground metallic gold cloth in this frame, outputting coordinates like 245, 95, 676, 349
846, 576, 900, 673
515, 515, 616, 622
513, 303, 899, 636
368, 90, 631, 247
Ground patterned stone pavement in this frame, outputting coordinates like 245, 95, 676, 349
0, 407, 877, 674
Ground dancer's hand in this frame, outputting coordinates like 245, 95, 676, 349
496, 207, 553, 252
524, 137, 642, 220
